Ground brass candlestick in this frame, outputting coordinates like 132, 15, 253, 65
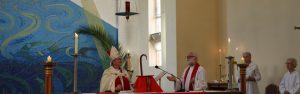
237, 64, 248, 94
44, 62, 56, 94
218, 64, 222, 82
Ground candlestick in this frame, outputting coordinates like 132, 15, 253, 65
72, 54, 79, 94
44, 61, 56, 94
74, 33, 78, 55
226, 56, 234, 90
47, 56, 52, 63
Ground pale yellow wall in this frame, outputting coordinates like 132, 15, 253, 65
225, 0, 300, 93
176, 0, 225, 80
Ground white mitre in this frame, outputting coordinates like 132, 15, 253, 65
108, 46, 120, 61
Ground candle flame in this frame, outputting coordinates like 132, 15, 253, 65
235, 47, 239, 51
47, 56, 52, 63
227, 38, 231, 43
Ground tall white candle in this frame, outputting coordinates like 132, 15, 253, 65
74, 33, 78, 54
219, 49, 222, 64
235, 47, 239, 59
228, 38, 231, 55
47, 56, 52, 63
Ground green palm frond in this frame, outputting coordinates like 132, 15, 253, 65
76, 25, 127, 69
77, 25, 114, 51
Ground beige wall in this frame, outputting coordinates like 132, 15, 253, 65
176, 0, 225, 80
225, 0, 300, 93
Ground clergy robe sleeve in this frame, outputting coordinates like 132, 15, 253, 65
193, 67, 207, 91
288, 73, 300, 94
174, 79, 182, 91
173, 68, 187, 91
100, 69, 117, 92
236, 67, 240, 83
279, 74, 287, 94
155, 71, 167, 81
253, 65, 261, 81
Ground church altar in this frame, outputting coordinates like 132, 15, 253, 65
207, 82, 228, 90
94, 90, 242, 94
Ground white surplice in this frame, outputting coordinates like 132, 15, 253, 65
174, 65, 207, 91
279, 71, 300, 94
236, 62, 261, 94
99, 66, 131, 92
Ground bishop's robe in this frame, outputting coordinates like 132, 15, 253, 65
174, 63, 207, 91
236, 62, 261, 94
100, 66, 131, 92
279, 71, 300, 94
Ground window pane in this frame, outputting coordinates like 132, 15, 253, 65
155, 0, 161, 17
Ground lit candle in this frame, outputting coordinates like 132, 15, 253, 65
74, 33, 78, 54
47, 56, 52, 63
219, 49, 222, 64
227, 38, 231, 55
235, 47, 239, 59
127, 49, 131, 70
241, 57, 245, 64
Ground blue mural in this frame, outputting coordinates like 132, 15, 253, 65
0, 0, 118, 93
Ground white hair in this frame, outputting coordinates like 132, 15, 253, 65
242, 51, 252, 57
287, 58, 297, 67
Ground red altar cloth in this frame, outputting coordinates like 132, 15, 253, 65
97, 92, 205, 94
134, 75, 163, 92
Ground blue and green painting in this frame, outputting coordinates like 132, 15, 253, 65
0, 0, 117, 93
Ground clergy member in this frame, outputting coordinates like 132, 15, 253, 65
100, 46, 131, 92
167, 52, 207, 91
279, 58, 300, 94
237, 52, 261, 94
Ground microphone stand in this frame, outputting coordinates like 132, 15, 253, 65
155, 66, 185, 92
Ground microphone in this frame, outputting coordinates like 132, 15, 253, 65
155, 66, 175, 77
154, 65, 185, 92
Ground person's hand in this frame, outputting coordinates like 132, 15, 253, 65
167, 75, 176, 81
246, 77, 256, 81
115, 84, 122, 91
284, 90, 290, 94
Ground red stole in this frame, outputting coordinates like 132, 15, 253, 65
183, 63, 200, 91
115, 69, 131, 91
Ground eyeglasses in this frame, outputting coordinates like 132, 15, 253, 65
186, 56, 196, 59
285, 62, 293, 65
